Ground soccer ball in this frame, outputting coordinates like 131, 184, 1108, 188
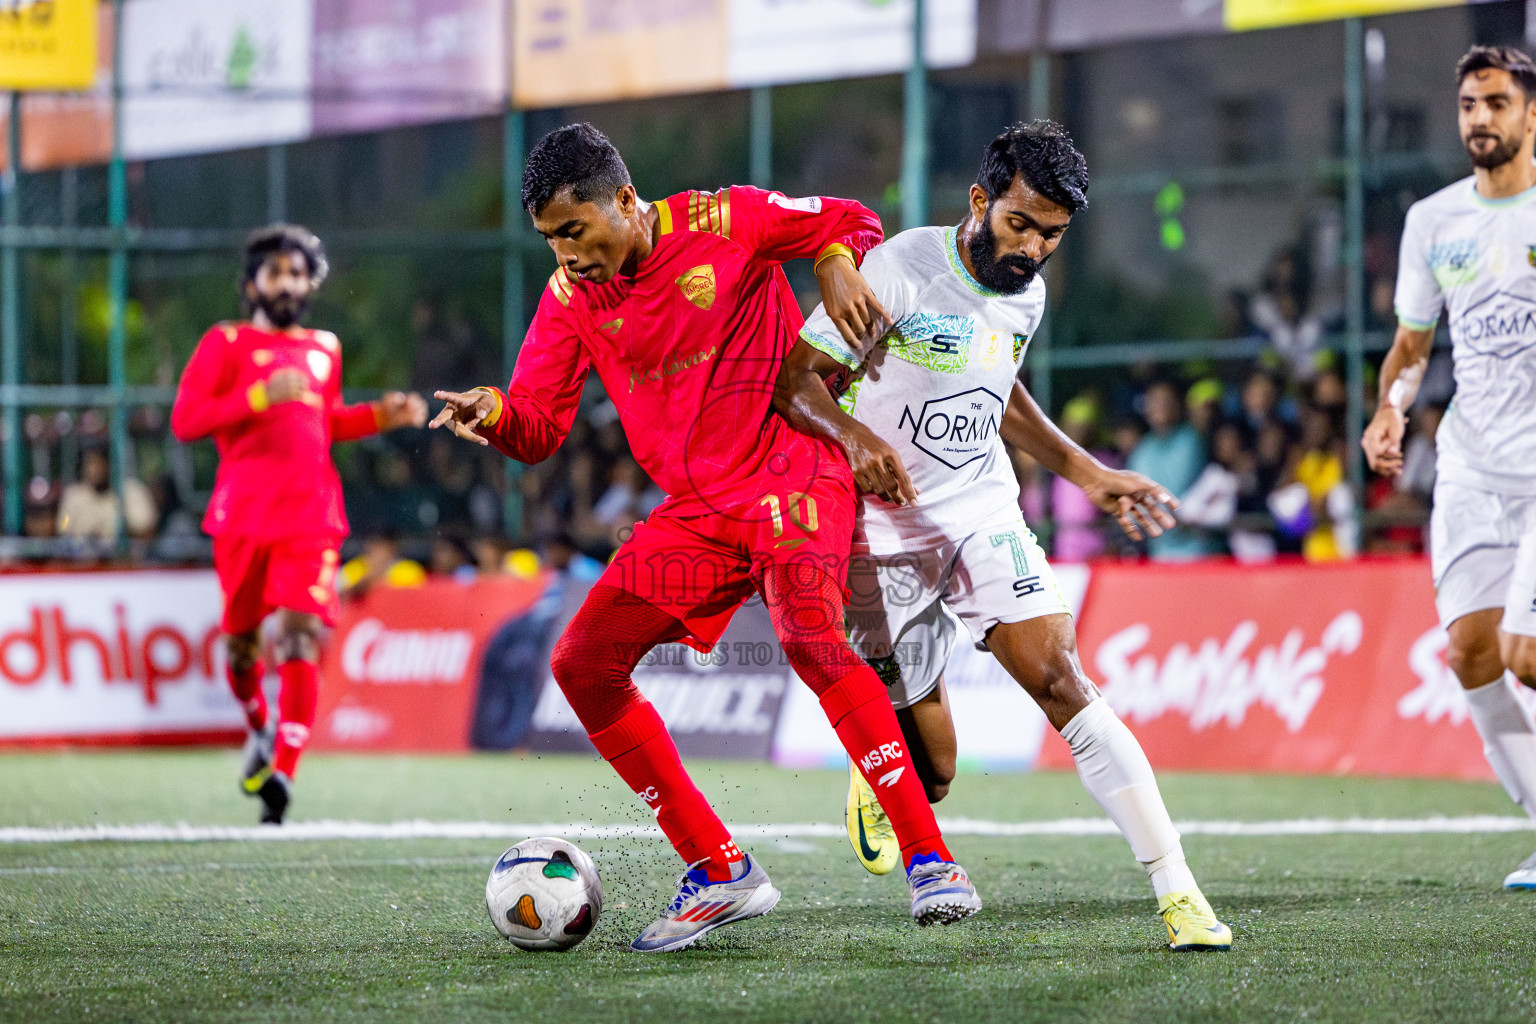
485, 837, 604, 951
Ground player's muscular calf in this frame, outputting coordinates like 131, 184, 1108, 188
984, 613, 1100, 731
896, 683, 958, 803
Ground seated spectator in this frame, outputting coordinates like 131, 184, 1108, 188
1270, 406, 1355, 562
1250, 247, 1325, 381
340, 531, 427, 598
430, 532, 477, 584
1238, 369, 1284, 435
1185, 377, 1224, 437
1051, 394, 1111, 561
56, 445, 157, 543
1129, 380, 1215, 560
1180, 422, 1246, 553
539, 530, 605, 582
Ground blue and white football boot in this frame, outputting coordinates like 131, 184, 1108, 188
630, 854, 781, 952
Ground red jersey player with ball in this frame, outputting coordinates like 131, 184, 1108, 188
434, 124, 979, 951
172, 225, 427, 824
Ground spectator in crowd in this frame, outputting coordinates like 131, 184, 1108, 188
340, 531, 427, 598
1250, 246, 1325, 380
1270, 404, 1355, 562
430, 532, 477, 583
56, 445, 157, 543
1050, 394, 1111, 561
1128, 380, 1214, 560
538, 530, 604, 582
1238, 369, 1285, 436
1185, 377, 1224, 438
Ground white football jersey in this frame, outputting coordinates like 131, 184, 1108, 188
800, 225, 1045, 547
1396, 176, 1536, 495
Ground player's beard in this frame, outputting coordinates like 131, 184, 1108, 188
969, 209, 1046, 295
1465, 129, 1523, 169
255, 290, 310, 330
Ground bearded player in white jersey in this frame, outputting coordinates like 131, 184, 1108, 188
1365, 46, 1536, 889
774, 121, 1230, 951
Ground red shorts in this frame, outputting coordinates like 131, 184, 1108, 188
213, 533, 342, 635
596, 468, 857, 651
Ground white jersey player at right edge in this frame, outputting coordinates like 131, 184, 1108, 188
774, 121, 1230, 951
1367, 45, 1536, 889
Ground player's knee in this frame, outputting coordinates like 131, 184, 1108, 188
225, 633, 260, 673
1446, 634, 1501, 688
272, 622, 320, 664
1505, 638, 1536, 690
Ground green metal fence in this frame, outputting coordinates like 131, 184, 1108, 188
0, 15, 1422, 548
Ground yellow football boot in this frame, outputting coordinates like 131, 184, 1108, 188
1158, 889, 1232, 951
845, 759, 899, 876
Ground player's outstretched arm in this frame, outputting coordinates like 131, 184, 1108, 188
1362, 323, 1434, 478
1000, 380, 1177, 541
429, 389, 495, 447
773, 339, 916, 506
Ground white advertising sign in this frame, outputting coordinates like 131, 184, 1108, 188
728, 0, 977, 88
771, 563, 1089, 769
121, 0, 314, 161
0, 572, 242, 741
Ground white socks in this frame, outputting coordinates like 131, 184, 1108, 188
1061, 698, 1196, 899
1464, 674, 1536, 823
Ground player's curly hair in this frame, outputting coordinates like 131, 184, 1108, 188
1456, 45, 1536, 97
977, 120, 1089, 214
240, 223, 329, 292
521, 122, 632, 215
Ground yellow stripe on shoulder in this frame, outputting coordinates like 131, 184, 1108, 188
654, 196, 674, 236
686, 189, 731, 238
547, 267, 577, 307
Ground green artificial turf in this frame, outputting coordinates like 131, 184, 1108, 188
1, 750, 1533, 1023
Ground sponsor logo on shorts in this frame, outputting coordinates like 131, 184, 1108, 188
1013, 575, 1046, 598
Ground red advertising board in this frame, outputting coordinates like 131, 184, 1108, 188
1037, 558, 1498, 780
313, 573, 551, 752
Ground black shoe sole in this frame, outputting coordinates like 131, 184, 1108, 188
257, 775, 289, 825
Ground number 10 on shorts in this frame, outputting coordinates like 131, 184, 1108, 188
761, 493, 819, 537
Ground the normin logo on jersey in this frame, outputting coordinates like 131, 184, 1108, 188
898, 387, 1004, 469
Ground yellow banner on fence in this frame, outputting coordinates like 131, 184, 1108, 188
0, 0, 98, 90
1225, 0, 1464, 31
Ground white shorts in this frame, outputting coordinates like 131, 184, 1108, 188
1430, 479, 1536, 637
845, 512, 1070, 709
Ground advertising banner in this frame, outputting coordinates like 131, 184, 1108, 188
769, 564, 1090, 769
523, 581, 791, 760
120, 0, 314, 161
0, 571, 241, 744
0, 1, 112, 171
1037, 559, 1497, 780
312, 573, 554, 752
1223, 0, 1466, 31
510, 0, 729, 109
728, 0, 976, 88
0, 0, 98, 91
312, 0, 505, 135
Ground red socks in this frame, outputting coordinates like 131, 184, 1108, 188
821, 667, 951, 867
271, 659, 319, 779
588, 701, 743, 882
227, 660, 268, 732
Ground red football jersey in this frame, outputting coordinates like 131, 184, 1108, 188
474, 186, 883, 515
171, 322, 380, 540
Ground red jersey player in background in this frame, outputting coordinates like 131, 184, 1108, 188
171, 225, 427, 824
434, 124, 980, 952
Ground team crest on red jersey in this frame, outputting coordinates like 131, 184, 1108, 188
676, 265, 717, 310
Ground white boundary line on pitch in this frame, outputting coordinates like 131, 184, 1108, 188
0, 815, 1529, 844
